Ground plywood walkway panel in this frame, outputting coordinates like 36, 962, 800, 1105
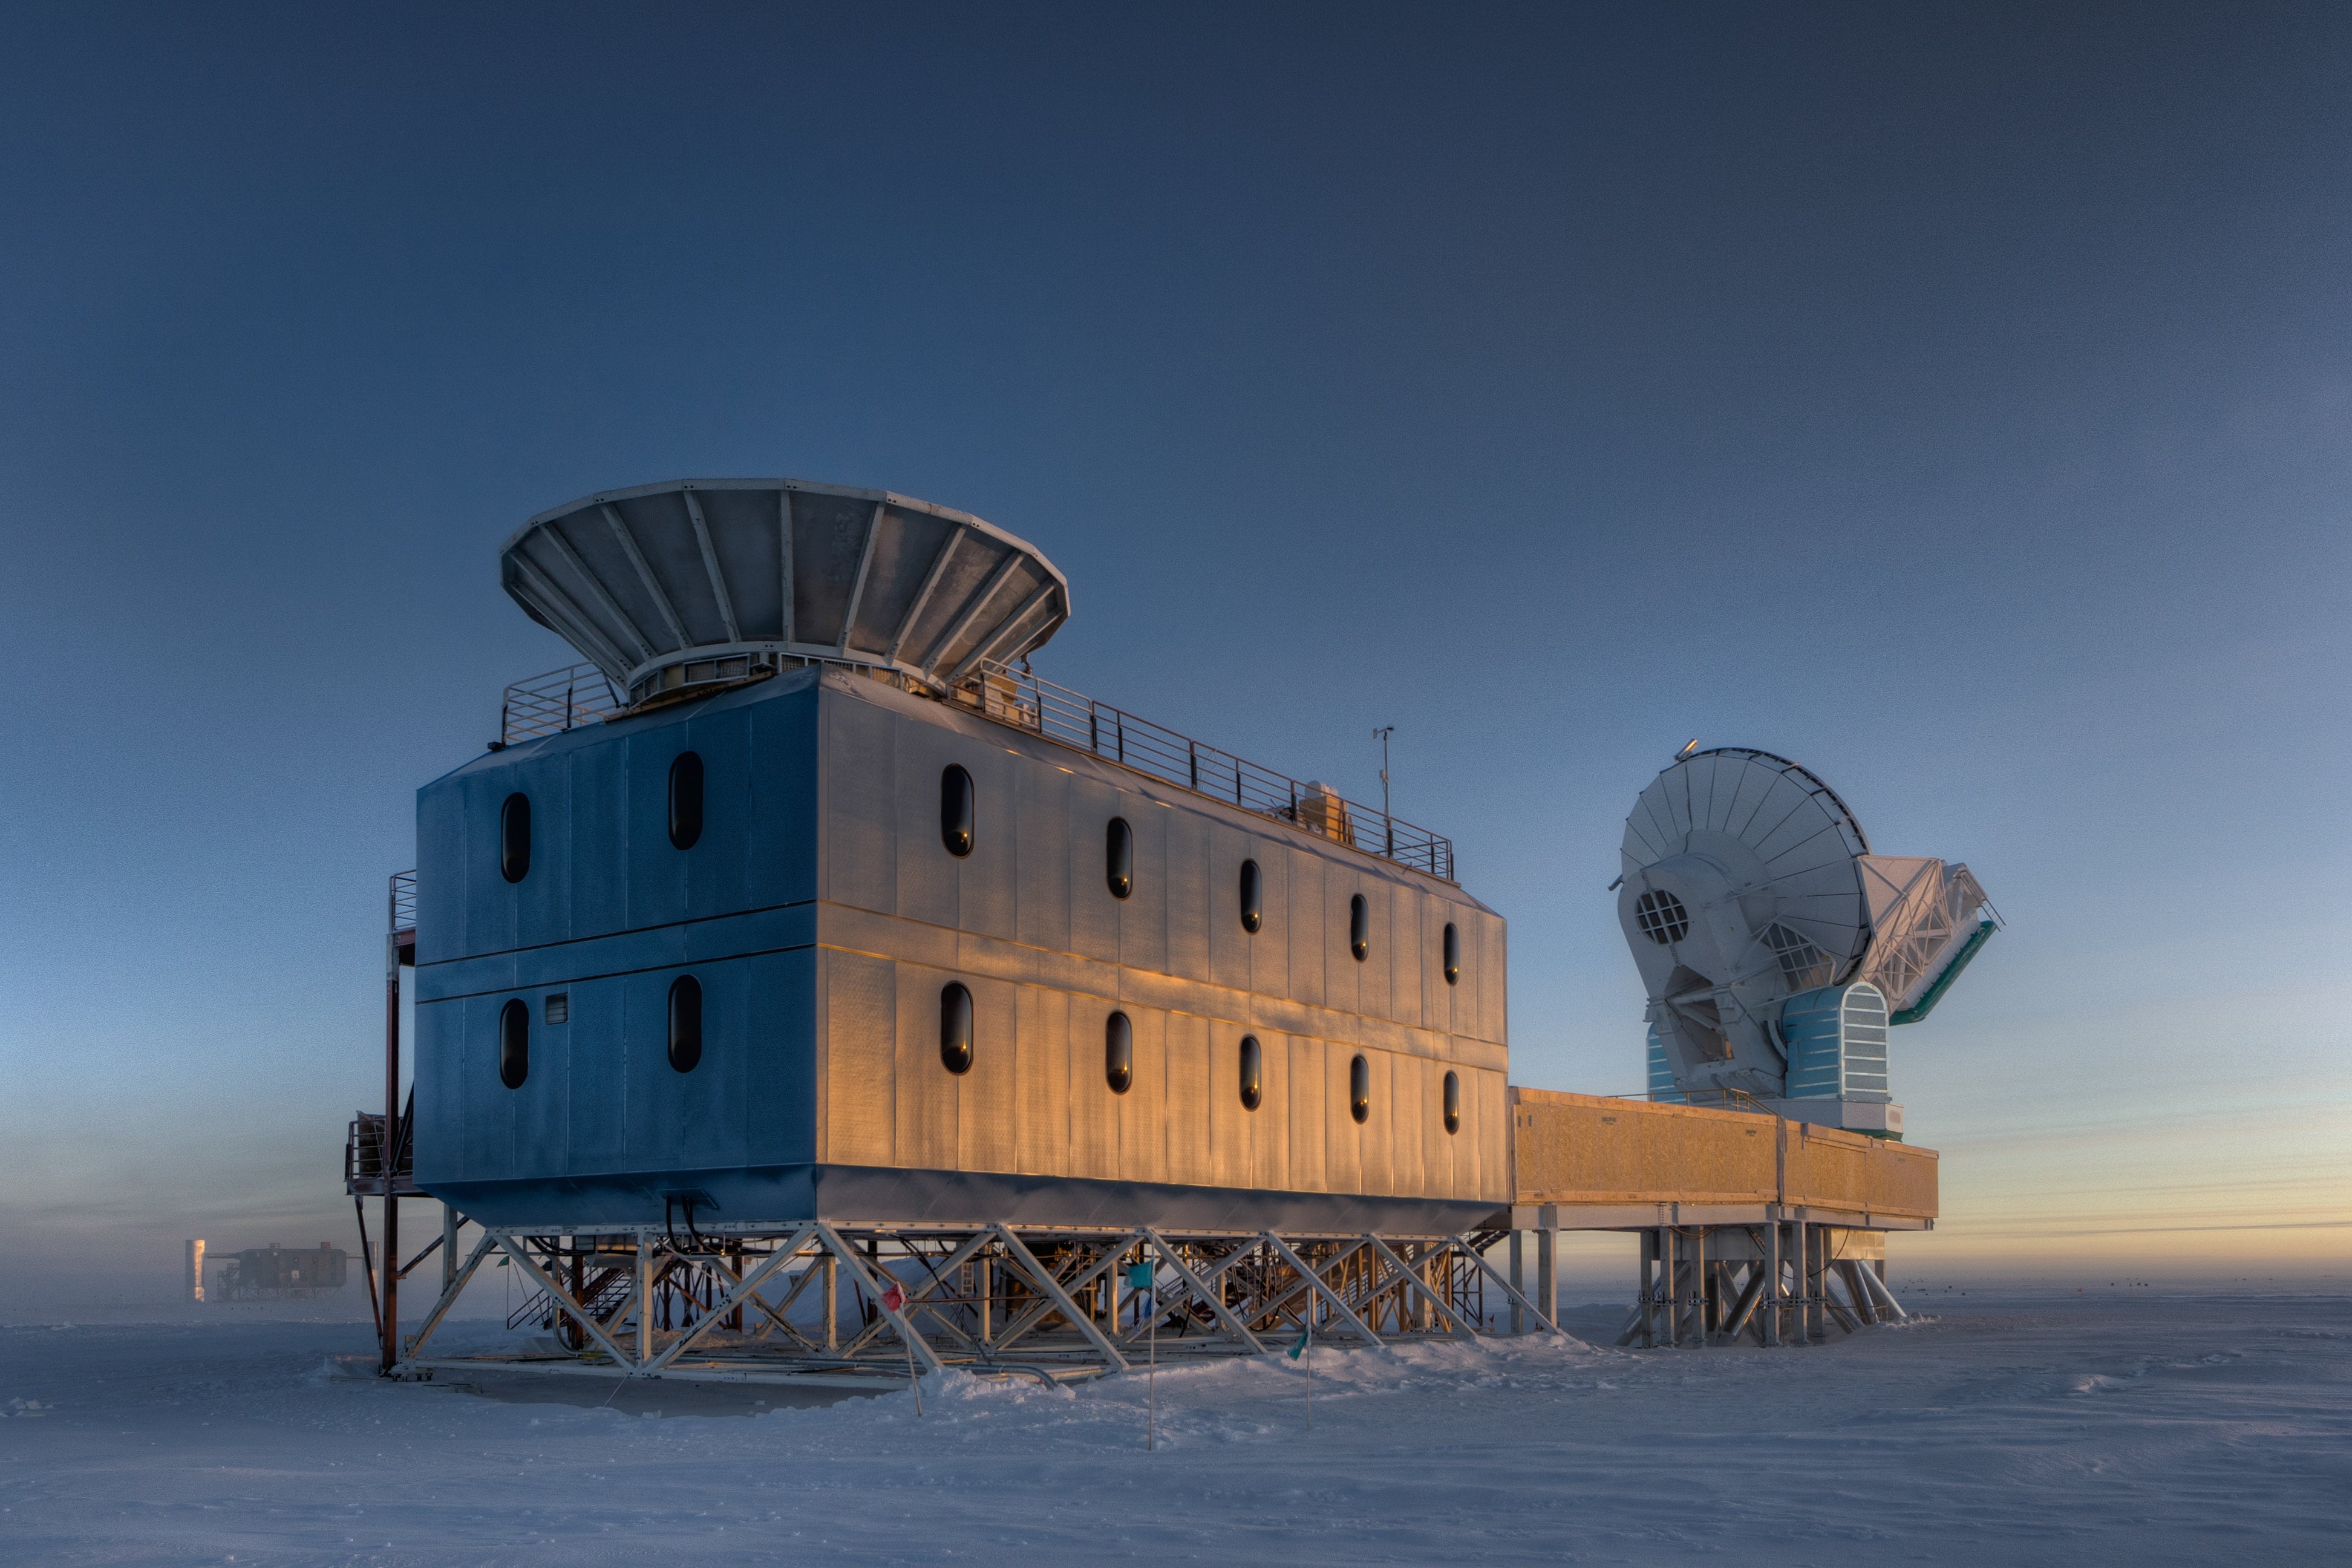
1508, 1086, 1937, 1229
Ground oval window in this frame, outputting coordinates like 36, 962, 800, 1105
1239, 858, 1262, 934
1349, 893, 1369, 962
1105, 1010, 1133, 1094
1239, 1034, 1263, 1111
1105, 817, 1133, 900
668, 751, 704, 850
1443, 922, 1460, 986
667, 975, 702, 1073
1349, 1053, 1371, 1125
498, 998, 529, 1089
940, 765, 975, 858
500, 792, 531, 883
940, 982, 974, 1074
1442, 1069, 1461, 1135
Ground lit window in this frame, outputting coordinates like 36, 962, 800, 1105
498, 998, 528, 1089
1350, 1053, 1370, 1124
500, 793, 531, 883
1239, 1035, 1263, 1111
1634, 888, 1690, 945
1239, 859, 1262, 934
940, 766, 975, 857
1350, 894, 1369, 962
1106, 817, 1133, 900
1443, 923, 1460, 985
668, 975, 702, 1073
940, 982, 974, 1074
1442, 1070, 1460, 1135
1105, 1010, 1132, 1094
668, 752, 704, 850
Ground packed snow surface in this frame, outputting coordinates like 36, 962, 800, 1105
2, 1290, 2346, 1565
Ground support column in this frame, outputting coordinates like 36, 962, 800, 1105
1804, 1226, 1826, 1344
1535, 1226, 1558, 1328
567, 1241, 585, 1353
442, 1209, 460, 1297
379, 943, 400, 1374
864, 1235, 881, 1330
1762, 1221, 1782, 1348
1691, 1230, 1709, 1348
1653, 1228, 1669, 1348
823, 1254, 838, 1351
1509, 1232, 1525, 1335
1636, 1230, 1657, 1348
1653, 1230, 1670, 1348
637, 1233, 653, 1366
978, 1255, 992, 1344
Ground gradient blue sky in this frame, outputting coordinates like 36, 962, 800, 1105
2, 3, 2346, 1305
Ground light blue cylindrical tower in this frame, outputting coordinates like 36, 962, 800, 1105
1778, 982, 1890, 1102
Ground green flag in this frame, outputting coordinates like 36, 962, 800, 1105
1287, 1323, 1310, 1360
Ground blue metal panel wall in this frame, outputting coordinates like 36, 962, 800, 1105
413, 674, 821, 1196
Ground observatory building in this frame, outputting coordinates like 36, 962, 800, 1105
349, 477, 1961, 1385
413, 480, 1506, 1234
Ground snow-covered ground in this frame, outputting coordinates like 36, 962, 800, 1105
2, 1289, 2346, 1565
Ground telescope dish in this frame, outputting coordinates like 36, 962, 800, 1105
1620, 746, 1873, 986
500, 479, 1071, 708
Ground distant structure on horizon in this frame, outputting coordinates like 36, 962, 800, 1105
1614, 748, 1999, 1138
184, 1240, 350, 1303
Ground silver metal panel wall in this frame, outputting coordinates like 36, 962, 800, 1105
805, 665, 1509, 1206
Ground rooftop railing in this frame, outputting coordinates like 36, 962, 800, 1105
959, 659, 1455, 881
388, 869, 416, 936
501, 663, 621, 744
344, 1111, 416, 1197
485, 655, 1458, 880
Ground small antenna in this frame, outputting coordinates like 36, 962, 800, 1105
1674, 738, 1700, 762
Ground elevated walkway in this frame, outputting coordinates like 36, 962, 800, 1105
1507, 1086, 1936, 1232
1500, 1088, 1937, 1347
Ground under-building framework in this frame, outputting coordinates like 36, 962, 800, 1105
1619, 1221, 1906, 1348
384, 1218, 1557, 1388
